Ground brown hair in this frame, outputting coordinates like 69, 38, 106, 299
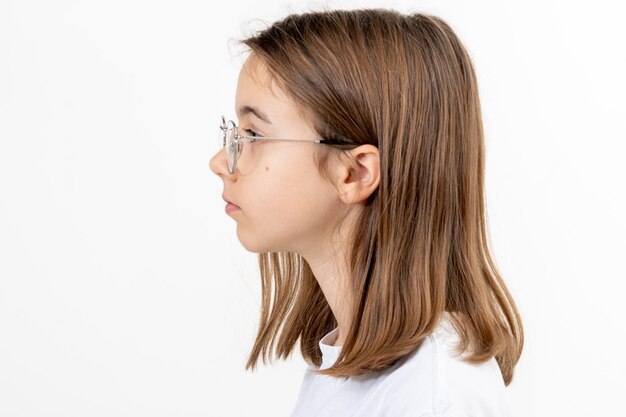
231, 8, 524, 385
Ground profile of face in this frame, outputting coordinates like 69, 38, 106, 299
209, 54, 345, 255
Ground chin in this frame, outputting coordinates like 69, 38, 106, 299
236, 230, 272, 254
237, 233, 290, 254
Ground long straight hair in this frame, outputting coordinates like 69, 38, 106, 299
233, 8, 524, 385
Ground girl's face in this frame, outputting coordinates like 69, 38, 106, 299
209, 55, 343, 255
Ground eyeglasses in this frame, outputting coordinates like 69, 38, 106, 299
219, 115, 359, 174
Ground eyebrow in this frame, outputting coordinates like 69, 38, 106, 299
236, 105, 272, 125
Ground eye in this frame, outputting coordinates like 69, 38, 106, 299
244, 128, 261, 138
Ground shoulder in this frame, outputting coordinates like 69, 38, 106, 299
381, 314, 512, 417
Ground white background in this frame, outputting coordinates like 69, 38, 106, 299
1, 0, 624, 415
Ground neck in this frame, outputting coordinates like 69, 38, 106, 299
298, 209, 360, 347
306, 253, 352, 347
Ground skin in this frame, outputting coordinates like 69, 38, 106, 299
209, 53, 381, 347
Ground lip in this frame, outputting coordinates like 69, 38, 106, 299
222, 194, 237, 205
222, 194, 241, 210
225, 202, 241, 215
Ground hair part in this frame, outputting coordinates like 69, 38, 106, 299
233, 8, 524, 386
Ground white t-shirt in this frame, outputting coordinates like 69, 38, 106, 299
289, 312, 512, 417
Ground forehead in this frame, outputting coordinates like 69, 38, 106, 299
235, 56, 293, 123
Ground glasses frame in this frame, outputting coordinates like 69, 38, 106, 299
220, 115, 359, 174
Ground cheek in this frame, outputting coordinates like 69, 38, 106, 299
252, 148, 311, 207
235, 154, 337, 252
259, 151, 330, 216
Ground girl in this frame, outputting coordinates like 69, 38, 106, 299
210, 8, 523, 417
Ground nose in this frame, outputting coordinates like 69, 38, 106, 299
209, 148, 231, 177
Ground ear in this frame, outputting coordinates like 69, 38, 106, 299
336, 144, 381, 205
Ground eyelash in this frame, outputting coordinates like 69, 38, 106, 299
243, 128, 260, 138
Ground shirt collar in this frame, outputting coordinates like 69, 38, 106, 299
318, 327, 342, 370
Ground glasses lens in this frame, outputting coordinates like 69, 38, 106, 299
225, 123, 237, 173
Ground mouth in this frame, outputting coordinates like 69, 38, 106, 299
225, 202, 241, 215
222, 193, 233, 203
222, 194, 241, 209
